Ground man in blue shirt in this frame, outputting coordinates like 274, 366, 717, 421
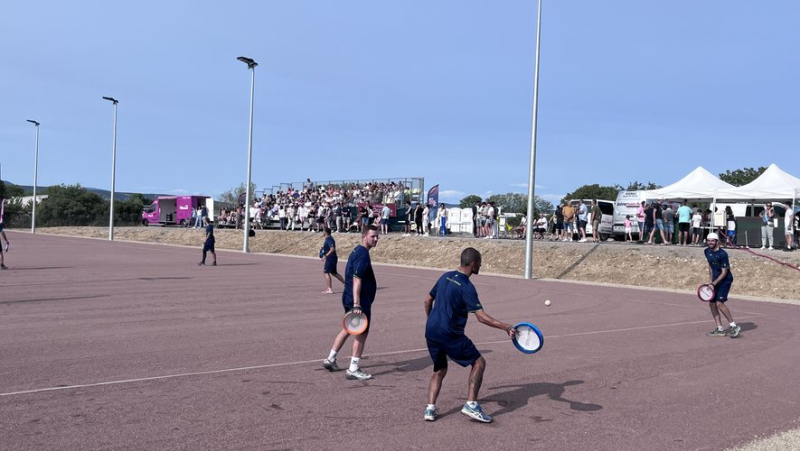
423, 248, 516, 423
676, 201, 693, 246
704, 233, 740, 338
198, 217, 216, 266
321, 228, 345, 294
322, 225, 379, 381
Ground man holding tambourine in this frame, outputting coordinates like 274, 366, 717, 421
703, 232, 741, 338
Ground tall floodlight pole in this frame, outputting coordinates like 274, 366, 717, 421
102, 96, 119, 241
237, 56, 258, 253
524, 0, 544, 280
26, 120, 40, 233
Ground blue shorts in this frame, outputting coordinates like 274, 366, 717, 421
665, 222, 674, 233
381, 218, 388, 225
711, 279, 733, 303
323, 256, 338, 274
727, 230, 736, 239
203, 241, 215, 252
655, 219, 664, 230
426, 335, 481, 371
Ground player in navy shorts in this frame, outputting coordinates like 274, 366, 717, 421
322, 225, 379, 381
422, 247, 516, 423
704, 233, 740, 338
198, 217, 217, 266
321, 228, 345, 294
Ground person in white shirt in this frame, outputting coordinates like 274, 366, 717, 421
691, 210, 703, 245
784, 201, 795, 252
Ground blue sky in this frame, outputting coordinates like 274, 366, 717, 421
2, 1, 798, 206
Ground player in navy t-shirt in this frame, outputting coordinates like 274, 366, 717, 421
422, 248, 516, 424
198, 217, 216, 266
321, 228, 345, 294
322, 225, 379, 381
703, 233, 740, 338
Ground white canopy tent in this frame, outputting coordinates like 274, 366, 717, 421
648, 166, 735, 201
714, 164, 800, 204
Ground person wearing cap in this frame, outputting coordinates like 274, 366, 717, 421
703, 232, 741, 338
759, 202, 775, 250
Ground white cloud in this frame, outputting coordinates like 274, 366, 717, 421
539, 193, 565, 204
509, 183, 546, 190
438, 190, 465, 202
169, 188, 189, 194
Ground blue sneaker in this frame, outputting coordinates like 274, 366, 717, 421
461, 403, 492, 423
424, 406, 437, 422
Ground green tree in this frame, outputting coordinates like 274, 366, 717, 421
459, 194, 482, 208
38, 184, 106, 226
625, 181, 662, 190
485, 193, 554, 215
561, 184, 620, 205
219, 182, 258, 206
115, 193, 151, 226
719, 167, 767, 187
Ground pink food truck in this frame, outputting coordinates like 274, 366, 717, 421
141, 196, 210, 226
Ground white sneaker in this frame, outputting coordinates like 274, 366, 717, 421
579, 238, 587, 243
760, 246, 766, 249
345, 369, 373, 381
769, 246, 774, 250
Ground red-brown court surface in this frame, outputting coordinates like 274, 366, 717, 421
1, 231, 799, 451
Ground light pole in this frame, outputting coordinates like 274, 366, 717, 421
237, 56, 257, 253
524, 0, 544, 279
26, 120, 40, 234
102, 96, 119, 241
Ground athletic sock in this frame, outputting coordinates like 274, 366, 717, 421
717, 326, 724, 331
349, 357, 360, 372
730, 322, 737, 328
327, 350, 337, 361
467, 401, 478, 408
427, 404, 436, 410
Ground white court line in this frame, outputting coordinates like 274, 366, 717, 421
0, 314, 764, 398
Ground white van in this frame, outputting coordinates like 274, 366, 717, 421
568, 199, 614, 240
612, 191, 649, 240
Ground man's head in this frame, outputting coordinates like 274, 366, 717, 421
460, 247, 482, 275
706, 232, 720, 249
362, 225, 379, 249
324, 227, 332, 236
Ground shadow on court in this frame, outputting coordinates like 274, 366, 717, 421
739, 322, 758, 333
483, 380, 603, 417
370, 350, 495, 376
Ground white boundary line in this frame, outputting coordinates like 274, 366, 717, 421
0, 314, 763, 398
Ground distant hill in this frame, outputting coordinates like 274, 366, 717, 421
2, 182, 170, 201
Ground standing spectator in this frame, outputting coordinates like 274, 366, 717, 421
648, 201, 667, 245
590, 199, 602, 243
577, 200, 588, 243
321, 228, 345, 294
759, 202, 775, 250
422, 204, 431, 236
190, 205, 197, 228
484, 202, 495, 240
0, 201, 8, 269
490, 202, 499, 239
624, 215, 633, 242
663, 203, 675, 244
381, 204, 391, 235
691, 209, 703, 245
298, 204, 308, 231
359, 204, 369, 233
288, 203, 297, 231
472, 201, 479, 237
278, 204, 287, 230
643, 202, 654, 244
725, 206, 736, 245
321, 225, 380, 381
784, 201, 795, 251
334, 203, 343, 233
636, 201, 646, 242
404, 201, 413, 236
198, 217, 217, 266
562, 202, 575, 242
438, 204, 448, 237
193, 205, 203, 228
342, 203, 352, 232
414, 202, 424, 236
554, 204, 564, 241
200, 203, 208, 227
677, 201, 692, 246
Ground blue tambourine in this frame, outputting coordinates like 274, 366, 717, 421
512, 322, 544, 354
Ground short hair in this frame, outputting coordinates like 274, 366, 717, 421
324, 227, 332, 235
363, 224, 378, 235
460, 247, 482, 266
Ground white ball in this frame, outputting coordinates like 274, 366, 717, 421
545, 299, 551, 306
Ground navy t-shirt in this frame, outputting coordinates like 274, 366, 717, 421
425, 271, 483, 340
205, 224, 215, 243
342, 245, 376, 309
323, 236, 336, 258
704, 247, 733, 282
